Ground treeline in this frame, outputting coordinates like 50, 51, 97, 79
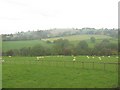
2, 38, 118, 56
2, 28, 118, 41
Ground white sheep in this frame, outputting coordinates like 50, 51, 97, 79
98, 57, 101, 60
9, 56, 11, 57
36, 57, 40, 60
73, 58, 76, 62
87, 56, 89, 59
36, 56, 44, 61
108, 56, 110, 58
92, 56, 94, 59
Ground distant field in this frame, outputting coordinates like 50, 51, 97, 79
42, 35, 113, 41
2, 56, 118, 88
2, 40, 52, 51
2, 35, 117, 51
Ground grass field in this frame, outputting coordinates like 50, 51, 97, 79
2, 56, 118, 88
2, 40, 51, 52
2, 35, 117, 52
42, 35, 113, 42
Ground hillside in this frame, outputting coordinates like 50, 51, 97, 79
2, 34, 117, 52
42, 35, 113, 42
2, 28, 118, 41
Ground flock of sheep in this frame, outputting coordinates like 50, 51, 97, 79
0, 55, 119, 64
36, 55, 119, 62
72, 55, 119, 61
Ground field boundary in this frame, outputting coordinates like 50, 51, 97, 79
3, 60, 119, 72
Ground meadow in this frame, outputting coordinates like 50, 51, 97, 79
2, 56, 118, 88
42, 35, 112, 42
2, 34, 117, 51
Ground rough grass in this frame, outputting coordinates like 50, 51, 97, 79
2, 56, 118, 88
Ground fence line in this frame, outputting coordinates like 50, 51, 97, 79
3, 60, 119, 71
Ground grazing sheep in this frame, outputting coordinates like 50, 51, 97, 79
73, 58, 76, 62
98, 57, 101, 60
108, 56, 110, 58
87, 56, 89, 59
36, 57, 39, 59
36, 56, 44, 61
9, 56, 11, 57
92, 57, 94, 59
36, 57, 40, 61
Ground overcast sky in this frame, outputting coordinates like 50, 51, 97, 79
0, 0, 119, 34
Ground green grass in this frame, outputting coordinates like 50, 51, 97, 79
42, 35, 112, 42
2, 40, 52, 52
2, 35, 117, 51
2, 56, 118, 88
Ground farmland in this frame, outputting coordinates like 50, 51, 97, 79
42, 35, 113, 42
2, 34, 117, 52
2, 56, 118, 88
2, 32, 119, 88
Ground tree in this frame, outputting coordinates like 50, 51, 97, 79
30, 45, 46, 56
90, 37, 96, 43
76, 40, 89, 55
53, 39, 71, 55
6, 50, 14, 56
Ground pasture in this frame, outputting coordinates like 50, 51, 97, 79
42, 35, 112, 42
2, 40, 51, 52
2, 56, 118, 88
2, 35, 117, 52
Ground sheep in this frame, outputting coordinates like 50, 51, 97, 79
92, 57, 94, 59
102, 56, 104, 57
36, 57, 39, 60
73, 58, 76, 62
87, 56, 89, 59
98, 57, 101, 60
36, 56, 44, 61
9, 56, 11, 57
108, 56, 110, 58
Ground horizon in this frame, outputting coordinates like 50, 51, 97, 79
1, 27, 118, 35
0, 0, 119, 34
